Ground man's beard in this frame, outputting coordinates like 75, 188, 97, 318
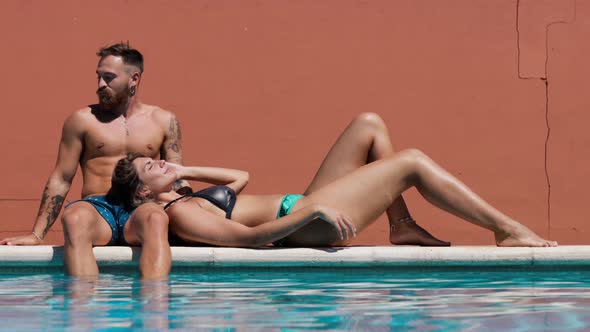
96, 86, 130, 110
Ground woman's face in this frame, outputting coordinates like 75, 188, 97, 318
133, 157, 177, 195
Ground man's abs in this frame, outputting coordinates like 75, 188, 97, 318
79, 156, 126, 197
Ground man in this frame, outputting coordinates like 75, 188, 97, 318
0, 42, 189, 279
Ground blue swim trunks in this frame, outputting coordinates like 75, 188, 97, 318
65, 196, 135, 245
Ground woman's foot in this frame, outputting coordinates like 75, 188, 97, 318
495, 223, 558, 247
389, 219, 451, 246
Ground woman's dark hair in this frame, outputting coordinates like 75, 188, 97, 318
106, 153, 151, 209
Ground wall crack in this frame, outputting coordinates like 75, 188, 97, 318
516, 0, 577, 239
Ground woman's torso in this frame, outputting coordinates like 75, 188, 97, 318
160, 187, 284, 227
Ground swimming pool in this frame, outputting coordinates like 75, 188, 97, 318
0, 268, 589, 331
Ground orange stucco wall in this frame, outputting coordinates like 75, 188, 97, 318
0, 0, 586, 245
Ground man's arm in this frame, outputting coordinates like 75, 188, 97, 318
160, 112, 192, 194
0, 113, 83, 245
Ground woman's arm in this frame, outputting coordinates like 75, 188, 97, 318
169, 164, 249, 194
167, 203, 356, 248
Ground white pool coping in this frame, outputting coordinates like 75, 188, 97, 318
0, 245, 589, 269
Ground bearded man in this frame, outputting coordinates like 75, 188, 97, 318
0, 43, 189, 279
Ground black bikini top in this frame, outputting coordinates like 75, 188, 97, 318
163, 185, 237, 219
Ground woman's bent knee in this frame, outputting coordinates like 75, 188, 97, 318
392, 149, 430, 179
402, 148, 430, 159
354, 112, 386, 130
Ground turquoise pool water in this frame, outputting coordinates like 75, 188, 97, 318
0, 268, 589, 331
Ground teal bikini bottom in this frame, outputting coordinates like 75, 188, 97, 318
276, 194, 305, 219
273, 194, 305, 247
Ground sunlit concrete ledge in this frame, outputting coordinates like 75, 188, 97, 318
0, 246, 589, 269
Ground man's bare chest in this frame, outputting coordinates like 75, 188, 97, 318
84, 119, 163, 158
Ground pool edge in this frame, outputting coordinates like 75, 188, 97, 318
0, 245, 589, 270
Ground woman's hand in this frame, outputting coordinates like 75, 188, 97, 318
314, 205, 357, 241
163, 161, 185, 180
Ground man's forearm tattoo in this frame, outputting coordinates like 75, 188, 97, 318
43, 195, 65, 236
36, 187, 49, 218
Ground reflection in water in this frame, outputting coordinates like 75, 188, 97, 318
0, 270, 588, 330
63, 276, 172, 331
135, 279, 170, 331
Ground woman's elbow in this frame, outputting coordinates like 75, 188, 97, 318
240, 171, 250, 185
236, 231, 267, 248
239, 242, 262, 249
232, 171, 249, 194
231, 240, 262, 248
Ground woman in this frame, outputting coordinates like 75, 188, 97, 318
108, 113, 557, 248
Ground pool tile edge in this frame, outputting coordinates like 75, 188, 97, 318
0, 246, 589, 268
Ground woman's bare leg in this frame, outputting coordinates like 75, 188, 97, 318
286, 149, 557, 247
303, 112, 449, 246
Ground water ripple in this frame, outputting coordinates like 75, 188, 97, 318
0, 270, 588, 331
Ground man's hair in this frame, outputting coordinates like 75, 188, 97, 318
97, 42, 144, 73
106, 153, 150, 210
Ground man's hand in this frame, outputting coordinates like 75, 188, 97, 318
0, 233, 42, 246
